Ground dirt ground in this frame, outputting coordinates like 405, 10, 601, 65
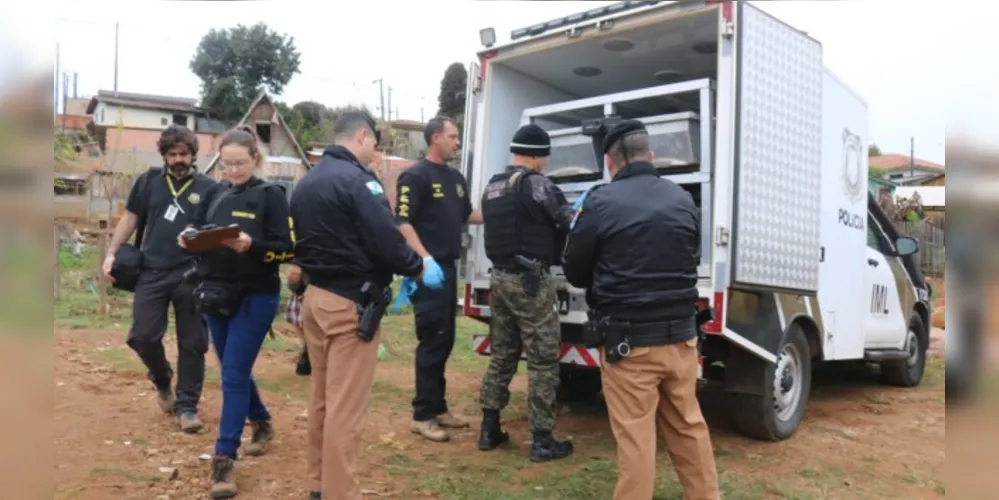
53, 313, 947, 500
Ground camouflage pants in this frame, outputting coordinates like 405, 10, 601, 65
479, 270, 561, 432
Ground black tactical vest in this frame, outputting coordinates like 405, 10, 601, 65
481, 168, 557, 268
200, 178, 278, 282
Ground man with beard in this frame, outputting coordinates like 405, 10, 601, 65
395, 115, 483, 442
102, 124, 218, 433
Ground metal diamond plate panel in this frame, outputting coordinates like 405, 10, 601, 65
733, 3, 823, 293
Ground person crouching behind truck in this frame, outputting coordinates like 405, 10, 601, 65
562, 119, 720, 500
177, 124, 295, 499
477, 123, 576, 461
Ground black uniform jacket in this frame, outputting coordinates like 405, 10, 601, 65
194, 176, 294, 294
562, 162, 700, 322
290, 146, 423, 299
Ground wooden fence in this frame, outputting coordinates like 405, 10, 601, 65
897, 221, 945, 277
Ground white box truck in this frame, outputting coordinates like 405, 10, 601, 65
455, 0, 933, 441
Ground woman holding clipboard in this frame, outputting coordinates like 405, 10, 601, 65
177, 124, 294, 499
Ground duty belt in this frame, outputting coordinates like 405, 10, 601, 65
623, 316, 697, 347
303, 273, 365, 304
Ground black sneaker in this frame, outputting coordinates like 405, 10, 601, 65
308, 491, 321, 500
210, 455, 237, 498
245, 420, 275, 456
530, 431, 574, 463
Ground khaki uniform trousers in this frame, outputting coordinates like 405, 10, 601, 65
302, 286, 381, 500
600, 337, 720, 500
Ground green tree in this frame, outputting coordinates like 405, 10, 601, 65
281, 102, 374, 147
436, 62, 467, 119
190, 23, 302, 123
868, 143, 882, 157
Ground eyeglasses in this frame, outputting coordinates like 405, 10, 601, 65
222, 159, 253, 170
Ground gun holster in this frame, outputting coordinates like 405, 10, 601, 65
357, 282, 391, 342
514, 255, 542, 297
601, 318, 632, 364
582, 313, 606, 349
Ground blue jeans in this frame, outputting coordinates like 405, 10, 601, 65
205, 292, 279, 458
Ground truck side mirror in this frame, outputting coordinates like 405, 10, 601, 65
895, 236, 919, 256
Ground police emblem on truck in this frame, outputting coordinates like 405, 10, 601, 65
837, 128, 865, 231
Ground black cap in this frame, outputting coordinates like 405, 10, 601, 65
601, 119, 647, 154
510, 124, 551, 157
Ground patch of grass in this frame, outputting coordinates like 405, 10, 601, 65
862, 392, 892, 405
92, 345, 221, 385
895, 465, 944, 493
92, 346, 144, 371
255, 372, 308, 401
376, 312, 491, 373
397, 453, 813, 500
369, 379, 412, 406
811, 424, 858, 441
262, 333, 300, 354
89, 466, 161, 484
797, 465, 843, 480
924, 355, 945, 386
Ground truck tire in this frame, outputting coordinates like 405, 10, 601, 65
556, 364, 602, 402
733, 324, 812, 441
880, 312, 928, 387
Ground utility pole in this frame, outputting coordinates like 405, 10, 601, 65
372, 78, 385, 123
73, 72, 78, 98
420, 107, 425, 122
113, 22, 120, 95
62, 73, 68, 132
909, 136, 914, 178
387, 86, 393, 122
54, 42, 60, 121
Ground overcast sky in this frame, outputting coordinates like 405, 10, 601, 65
6, 1, 996, 164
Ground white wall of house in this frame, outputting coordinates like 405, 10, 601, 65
92, 102, 197, 130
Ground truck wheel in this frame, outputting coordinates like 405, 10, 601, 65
734, 324, 811, 441
880, 313, 928, 387
556, 364, 602, 402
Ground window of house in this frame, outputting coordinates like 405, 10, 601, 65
255, 123, 272, 144
889, 173, 904, 179
161, 117, 168, 126
99, 109, 105, 123
172, 114, 188, 127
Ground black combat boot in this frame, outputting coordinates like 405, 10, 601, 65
530, 430, 574, 462
478, 409, 509, 451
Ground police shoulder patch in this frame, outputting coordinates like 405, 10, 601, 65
365, 180, 384, 196
187, 192, 201, 204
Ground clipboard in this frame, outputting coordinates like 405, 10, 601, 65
182, 224, 241, 253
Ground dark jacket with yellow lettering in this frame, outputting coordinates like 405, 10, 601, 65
195, 177, 294, 294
